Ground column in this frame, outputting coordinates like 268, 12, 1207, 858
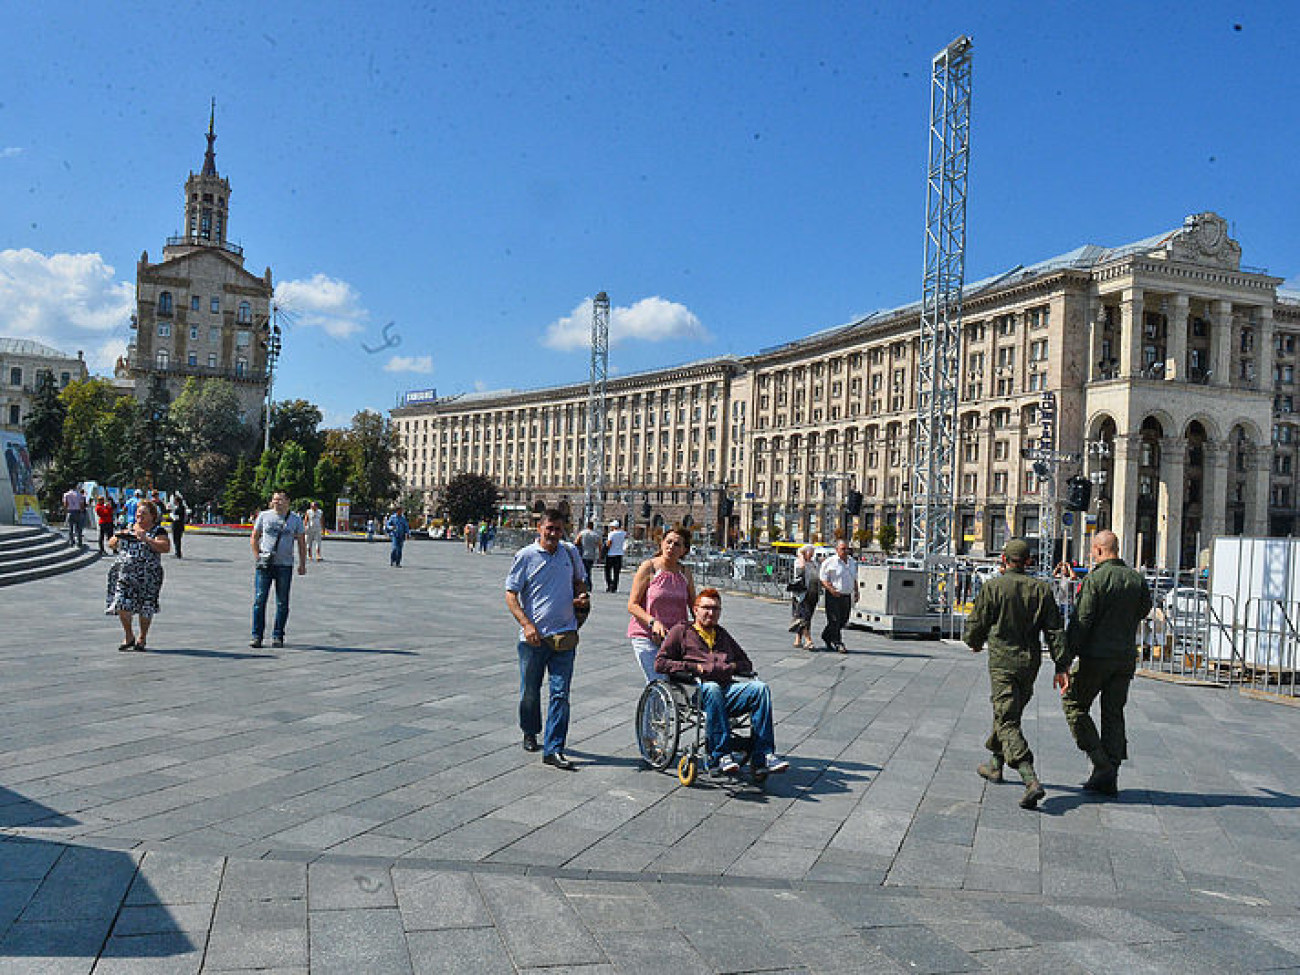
1165, 293, 1190, 381
1089, 301, 1108, 381
1201, 441, 1230, 540
1210, 300, 1233, 388
1257, 305, 1276, 395
1158, 438, 1185, 570
1118, 289, 1144, 379
1109, 435, 1141, 562
1248, 447, 1271, 536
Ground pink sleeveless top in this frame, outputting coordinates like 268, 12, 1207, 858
627, 566, 691, 639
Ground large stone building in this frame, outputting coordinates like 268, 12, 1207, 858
0, 339, 89, 432
118, 111, 274, 423
392, 213, 1300, 569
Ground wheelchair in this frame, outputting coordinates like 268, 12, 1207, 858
635, 674, 759, 786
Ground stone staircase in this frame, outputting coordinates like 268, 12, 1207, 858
0, 525, 100, 587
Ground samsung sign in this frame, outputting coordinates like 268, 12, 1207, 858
404, 388, 438, 405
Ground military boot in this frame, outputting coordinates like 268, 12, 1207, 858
1083, 749, 1118, 796
977, 759, 1004, 783
1016, 762, 1046, 809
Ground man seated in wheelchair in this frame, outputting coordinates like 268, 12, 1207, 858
655, 588, 791, 777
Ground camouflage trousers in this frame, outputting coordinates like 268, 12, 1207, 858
1061, 655, 1135, 768
985, 660, 1040, 770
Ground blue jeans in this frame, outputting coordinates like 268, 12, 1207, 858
390, 537, 405, 566
252, 565, 293, 640
517, 640, 576, 756
699, 679, 776, 765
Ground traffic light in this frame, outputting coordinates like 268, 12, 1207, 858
1065, 475, 1092, 511
845, 490, 863, 515
721, 497, 734, 518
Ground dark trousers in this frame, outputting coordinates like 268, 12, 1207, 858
986, 660, 1040, 770
97, 522, 114, 554
604, 555, 624, 592
1061, 656, 1135, 767
391, 537, 405, 566
67, 510, 84, 546
252, 566, 293, 640
821, 592, 851, 649
582, 559, 595, 587
171, 522, 185, 558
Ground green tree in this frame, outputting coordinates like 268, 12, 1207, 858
441, 472, 499, 528
313, 453, 346, 501
23, 371, 65, 470
170, 378, 256, 462
223, 455, 258, 522
188, 451, 233, 507
343, 410, 402, 513
399, 488, 426, 526
273, 441, 313, 499
55, 378, 122, 483
269, 399, 324, 466
124, 378, 183, 489
253, 447, 279, 502
877, 523, 897, 556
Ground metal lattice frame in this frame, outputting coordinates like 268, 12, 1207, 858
584, 292, 610, 527
1037, 391, 1058, 571
911, 36, 972, 609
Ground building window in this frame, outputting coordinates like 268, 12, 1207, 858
157, 292, 173, 316
211, 297, 221, 314
235, 357, 247, 376
191, 295, 201, 311
156, 350, 170, 369
8, 368, 20, 386
158, 321, 171, 337
237, 301, 252, 324
208, 354, 217, 368
189, 325, 199, 340
7, 404, 18, 425
209, 327, 220, 344
60, 372, 70, 387
992, 471, 1008, 494
186, 353, 197, 367
236, 330, 251, 348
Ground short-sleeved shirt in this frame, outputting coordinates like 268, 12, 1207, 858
576, 529, 601, 561
820, 554, 857, 597
63, 489, 85, 511
505, 540, 585, 639
606, 530, 627, 557
254, 509, 305, 566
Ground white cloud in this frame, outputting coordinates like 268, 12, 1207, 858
274, 273, 368, 338
541, 295, 709, 351
0, 147, 23, 159
0, 249, 134, 368
384, 354, 433, 374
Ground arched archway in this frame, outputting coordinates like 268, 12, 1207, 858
1135, 416, 1163, 566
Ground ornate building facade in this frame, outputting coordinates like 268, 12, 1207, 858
118, 110, 274, 422
393, 213, 1299, 568
0, 339, 89, 431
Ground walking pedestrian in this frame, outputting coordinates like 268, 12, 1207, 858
303, 501, 324, 561
627, 526, 696, 682
169, 492, 187, 559
124, 489, 142, 528
603, 519, 628, 592
575, 520, 601, 583
788, 544, 821, 650
386, 506, 410, 567
94, 494, 115, 555
963, 537, 1067, 810
1054, 529, 1153, 797
818, 540, 858, 653
105, 499, 170, 651
464, 521, 476, 553
62, 483, 86, 547
250, 490, 307, 649
506, 508, 590, 770
365, 517, 376, 542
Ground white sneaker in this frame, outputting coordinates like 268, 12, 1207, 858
762, 754, 790, 774
715, 755, 740, 775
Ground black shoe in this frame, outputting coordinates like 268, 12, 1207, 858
543, 752, 575, 770
271, 637, 284, 648
1083, 767, 1119, 797
249, 638, 263, 649
522, 733, 540, 752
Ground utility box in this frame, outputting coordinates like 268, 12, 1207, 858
856, 566, 929, 616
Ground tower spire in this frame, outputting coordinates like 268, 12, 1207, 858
201, 98, 218, 176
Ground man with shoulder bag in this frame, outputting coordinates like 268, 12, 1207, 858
250, 490, 307, 649
506, 509, 590, 770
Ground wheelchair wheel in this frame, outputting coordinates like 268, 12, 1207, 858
677, 755, 698, 787
636, 681, 680, 770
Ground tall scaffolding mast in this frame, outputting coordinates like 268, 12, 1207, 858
911, 35, 972, 610
584, 292, 610, 527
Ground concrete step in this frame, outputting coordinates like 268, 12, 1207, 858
0, 527, 101, 587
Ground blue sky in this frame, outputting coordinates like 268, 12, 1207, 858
2, 1, 1296, 427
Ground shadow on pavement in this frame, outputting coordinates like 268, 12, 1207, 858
0, 788, 195, 961
1041, 785, 1300, 815
296, 644, 420, 656
144, 647, 268, 660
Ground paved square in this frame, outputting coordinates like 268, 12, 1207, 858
2, 532, 1299, 972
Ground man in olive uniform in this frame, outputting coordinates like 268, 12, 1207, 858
1052, 529, 1152, 797
964, 538, 1067, 810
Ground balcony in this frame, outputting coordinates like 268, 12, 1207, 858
132, 361, 267, 384
165, 235, 244, 258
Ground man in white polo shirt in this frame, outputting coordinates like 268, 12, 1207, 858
603, 519, 628, 593
819, 539, 858, 653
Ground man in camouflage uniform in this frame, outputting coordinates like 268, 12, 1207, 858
1053, 529, 1152, 797
963, 538, 1066, 809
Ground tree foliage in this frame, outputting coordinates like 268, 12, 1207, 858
170, 378, 256, 459
441, 472, 499, 528
188, 451, 233, 506
273, 441, 313, 499
124, 378, 184, 490
223, 455, 259, 523
269, 399, 324, 467
876, 523, 897, 555
313, 453, 346, 501
23, 371, 66, 469
338, 410, 402, 514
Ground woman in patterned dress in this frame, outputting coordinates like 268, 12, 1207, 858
105, 499, 170, 651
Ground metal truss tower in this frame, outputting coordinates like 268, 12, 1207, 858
584, 292, 611, 527
911, 36, 972, 610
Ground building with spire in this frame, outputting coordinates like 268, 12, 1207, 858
120, 104, 274, 424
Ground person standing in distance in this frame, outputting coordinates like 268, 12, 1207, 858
818, 540, 858, 653
169, 492, 187, 559
506, 509, 590, 770
603, 519, 628, 593
575, 520, 602, 586
250, 490, 307, 649
1054, 529, 1152, 797
963, 538, 1067, 810
386, 506, 410, 567
63, 482, 86, 547
303, 501, 324, 561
